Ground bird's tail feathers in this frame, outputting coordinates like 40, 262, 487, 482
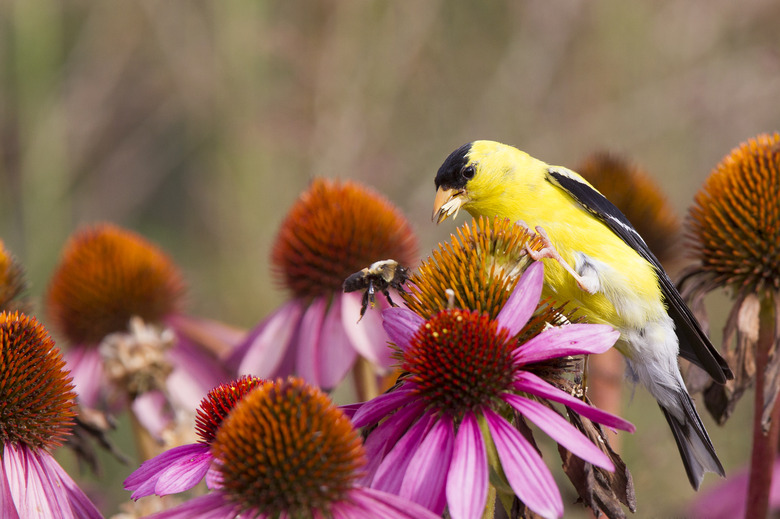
660, 389, 725, 490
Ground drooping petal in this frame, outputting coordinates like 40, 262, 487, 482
484, 408, 563, 519
167, 334, 230, 411
0, 459, 21, 519
360, 399, 429, 485
503, 394, 614, 471
231, 300, 304, 378
165, 314, 246, 358
346, 488, 442, 519
400, 414, 453, 514
513, 372, 635, 432
63, 346, 105, 409
382, 307, 424, 352
372, 411, 434, 495
3, 443, 102, 519
144, 491, 245, 519
35, 451, 104, 519
496, 261, 544, 336
351, 385, 417, 428
446, 412, 488, 519
513, 324, 619, 364
124, 443, 212, 499
317, 295, 359, 389
295, 296, 328, 386
131, 390, 174, 441
341, 291, 393, 371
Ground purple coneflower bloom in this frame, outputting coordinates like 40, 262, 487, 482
124, 375, 264, 499
353, 262, 636, 519
143, 377, 440, 519
0, 311, 103, 518
229, 178, 418, 392
45, 223, 236, 436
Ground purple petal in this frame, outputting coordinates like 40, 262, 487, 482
295, 296, 327, 386
360, 399, 429, 485
514, 324, 619, 365
351, 385, 417, 428
165, 314, 246, 357
372, 411, 434, 494
513, 372, 635, 432
167, 334, 230, 411
484, 408, 563, 519
497, 261, 544, 336
346, 488, 441, 519
0, 461, 21, 519
131, 391, 174, 441
341, 292, 393, 370
400, 414, 453, 514
503, 394, 614, 471
339, 402, 363, 419
144, 491, 245, 519
231, 300, 304, 378
35, 451, 104, 519
3, 443, 102, 519
446, 413, 487, 519
317, 296, 359, 389
382, 307, 424, 352
125, 443, 211, 498
64, 346, 105, 409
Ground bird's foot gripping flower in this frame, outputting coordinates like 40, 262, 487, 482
141, 377, 440, 519
355, 261, 636, 519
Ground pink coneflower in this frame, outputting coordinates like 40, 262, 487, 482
0, 311, 103, 518
144, 377, 440, 519
45, 223, 235, 438
353, 262, 635, 519
229, 178, 418, 393
124, 375, 264, 499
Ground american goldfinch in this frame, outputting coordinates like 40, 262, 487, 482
432, 140, 733, 489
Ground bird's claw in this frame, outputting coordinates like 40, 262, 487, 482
525, 225, 598, 295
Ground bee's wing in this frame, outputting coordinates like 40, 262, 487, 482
546, 167, 732, 383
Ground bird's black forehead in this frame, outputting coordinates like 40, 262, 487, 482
434, 142, 472, 189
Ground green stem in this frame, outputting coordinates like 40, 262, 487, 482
353, 357, 379, 402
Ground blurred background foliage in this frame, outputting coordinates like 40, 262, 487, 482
0, 0, 778, 516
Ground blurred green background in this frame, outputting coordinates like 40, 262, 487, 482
1, 0, 777, 516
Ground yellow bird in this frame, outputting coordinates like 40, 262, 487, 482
432, 140, 732, 489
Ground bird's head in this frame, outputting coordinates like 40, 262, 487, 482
432, 140, 537, 224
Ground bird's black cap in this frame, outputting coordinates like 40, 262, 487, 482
435, 142, 472, 190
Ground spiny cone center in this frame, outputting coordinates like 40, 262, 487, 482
688, 133, 780, 292
272, 178, 418, 300
194, 375, 264, 444
46, 223, 186, 345
212, 378, 365, 516
0, 312, 76, 449
403, 309, 515, 416
404, 216, 540, 319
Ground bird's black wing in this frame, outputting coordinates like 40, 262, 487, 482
546, 167, 732, 383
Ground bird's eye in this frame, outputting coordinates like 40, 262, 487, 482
462, 165, 476, 180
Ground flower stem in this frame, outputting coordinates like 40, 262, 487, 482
353, 357, 379, 402
745, 296, 779, 519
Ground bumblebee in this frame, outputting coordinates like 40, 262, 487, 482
343, 259, 410, 320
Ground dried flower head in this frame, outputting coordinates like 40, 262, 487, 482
404, 216, 544, 319
46, 223, 186, 346
577, 152, 681, 265
0, 240, 27, 312
680, 133, 780, 425
0, 311, 76, 450
272, 178, 418, 301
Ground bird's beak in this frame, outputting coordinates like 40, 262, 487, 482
432, 187, 467, 224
